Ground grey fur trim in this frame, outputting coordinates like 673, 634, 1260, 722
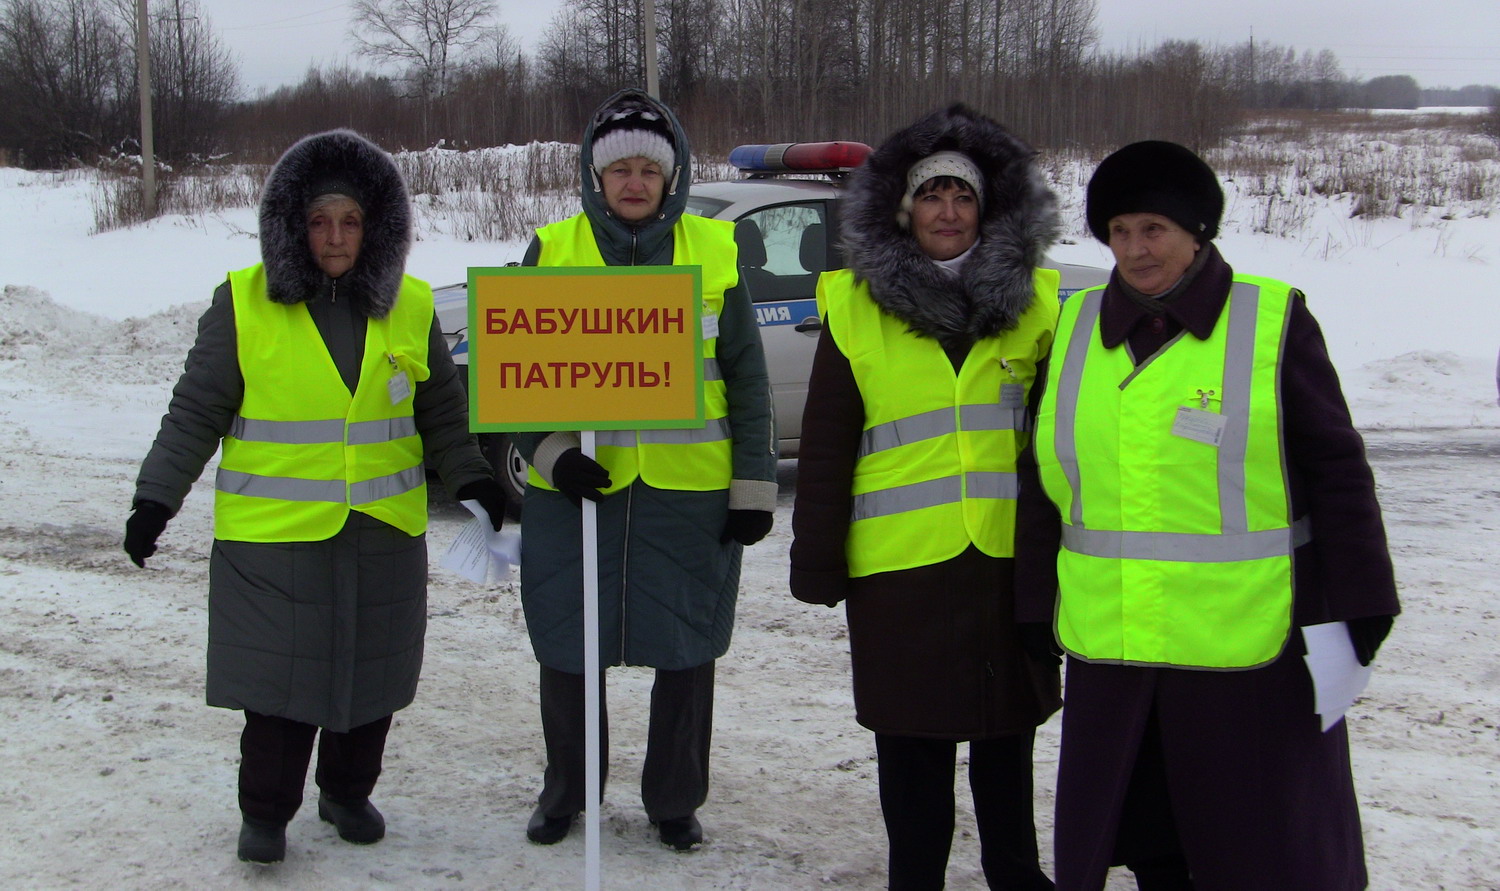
840, 105, 1060, 349
258, 129, 412, 318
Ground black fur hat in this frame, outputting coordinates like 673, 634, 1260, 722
1085, 141, 1223, 244
258, 129, 412, 317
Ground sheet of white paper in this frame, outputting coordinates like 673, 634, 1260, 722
437, 500, 522, 583
1302, 621, 1374, 732
438, 516, 492, 583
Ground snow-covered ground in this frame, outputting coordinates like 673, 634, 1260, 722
1, 151, 1498, 890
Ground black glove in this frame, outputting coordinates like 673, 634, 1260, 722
455, 478, 507, 531
123, 501, 172, 568
552, 448, 611, 506
1017, 622, 1062, 666
1346, 614, 1394, 667
721, 509, 773, 545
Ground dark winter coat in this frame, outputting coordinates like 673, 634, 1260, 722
133, 130, 491, 732
515, 89, 777, 674
789, 105, 1062, 738
1014, 245, 1401, 889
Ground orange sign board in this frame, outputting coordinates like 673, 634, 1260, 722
467, 266, 704, 431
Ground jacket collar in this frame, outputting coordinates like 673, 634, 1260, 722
1099, 243, 1233, 348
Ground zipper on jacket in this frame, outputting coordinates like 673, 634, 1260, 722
330, 278, 338, 304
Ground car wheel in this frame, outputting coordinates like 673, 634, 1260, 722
480, 433, 526, 519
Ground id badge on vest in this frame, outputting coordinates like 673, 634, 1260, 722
386, 352, 412, 404
1171, 406, 1226, 446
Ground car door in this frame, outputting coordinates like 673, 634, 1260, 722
727, 200, 836, 457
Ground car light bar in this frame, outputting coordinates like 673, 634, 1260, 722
730, 141, 872, 173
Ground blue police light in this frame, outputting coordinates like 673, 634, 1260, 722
730, 142, 872, 174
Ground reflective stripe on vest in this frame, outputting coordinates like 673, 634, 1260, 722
529, 213, 739, 493
214, 264, 433, 542
822, 266, 1060, 576
1036, 277, 1302, 669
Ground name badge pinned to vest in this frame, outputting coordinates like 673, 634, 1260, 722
702, 311, 720, 340
1171, 406, 1227, 446
386, 353, 412, 405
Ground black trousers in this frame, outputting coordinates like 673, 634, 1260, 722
238, 710, 393, 825
536, 661, 714, 823
875, 731, 1053, 891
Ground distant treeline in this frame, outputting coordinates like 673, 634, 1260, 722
3, 0, 1498, 170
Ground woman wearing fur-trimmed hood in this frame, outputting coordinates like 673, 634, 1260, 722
790, 105, 1063, 888
126, 129, 506, 865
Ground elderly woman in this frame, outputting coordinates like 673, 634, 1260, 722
790, 105, 1062, 889
124, 130, 505, 864
1015, 141, 1400, 889
512, 88, 776, 851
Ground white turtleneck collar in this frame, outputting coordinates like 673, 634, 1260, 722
931, 238, 980, 277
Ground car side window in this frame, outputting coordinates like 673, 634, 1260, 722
732, 202, 828, 304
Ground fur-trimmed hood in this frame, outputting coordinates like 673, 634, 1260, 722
841, 105, 1060, 349
258, 129, 412, 318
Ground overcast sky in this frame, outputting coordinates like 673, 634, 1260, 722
210, 0, 1500, 96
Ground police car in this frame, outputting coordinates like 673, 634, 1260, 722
436, 141, 1106, 516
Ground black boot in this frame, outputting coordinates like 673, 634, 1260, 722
237, 817, 286, 864
526, 805, 576, 845
655, 814, 703, 851
318, 792, 386, 844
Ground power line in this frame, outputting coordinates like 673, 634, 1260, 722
222, 3, 346, 32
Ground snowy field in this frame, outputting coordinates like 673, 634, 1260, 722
1, 133, 1498, 890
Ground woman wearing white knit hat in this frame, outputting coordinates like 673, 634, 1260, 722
792, 105, 1063, 889
510, 89, 776, 853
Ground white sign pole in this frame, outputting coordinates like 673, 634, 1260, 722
581, 429, 602, 891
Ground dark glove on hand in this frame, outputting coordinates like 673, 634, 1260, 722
552, 448, 611, 506
455, 478, 507, 531
721, 509, 773, 545
1017, 622, 1062, 666
124, 501, 172, 568
1347, 614, 1394, 667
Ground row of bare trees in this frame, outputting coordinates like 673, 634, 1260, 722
7, 0, 1481, 172
0, 0, 235, 168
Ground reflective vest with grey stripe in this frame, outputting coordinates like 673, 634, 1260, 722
528, 212, 739, 494
214, 264, 433, 542
1035, 276, 1306, 669
820, 266, 1060, 577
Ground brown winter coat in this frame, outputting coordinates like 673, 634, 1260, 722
791, 327, 1061, 737
1014, 245, 1400, 889
788, 105, 1064, 739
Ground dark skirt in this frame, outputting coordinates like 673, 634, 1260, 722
845, 547, 1061, 739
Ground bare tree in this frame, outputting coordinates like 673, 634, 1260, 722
350, 0, 496, 100
0, 0, 132, 167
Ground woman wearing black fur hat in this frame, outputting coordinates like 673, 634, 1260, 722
124, 130, 506, 864
790, 105, 1063, 889
1015, 140, 1399, 889
511, 89, 776, 852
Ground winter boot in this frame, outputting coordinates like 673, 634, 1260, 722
317, 792, 385, 844
237, 816, 286, 864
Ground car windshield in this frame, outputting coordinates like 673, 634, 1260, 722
685, 195, 731, 218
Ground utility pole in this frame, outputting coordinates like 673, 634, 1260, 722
136, 0, 156, 219
643, 0, 659, 99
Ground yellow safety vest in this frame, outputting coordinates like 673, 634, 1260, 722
529, 213, 738, 493
821, 267, 1060, 577
215, 264, 432, 542
1035, 276, 1307, 669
